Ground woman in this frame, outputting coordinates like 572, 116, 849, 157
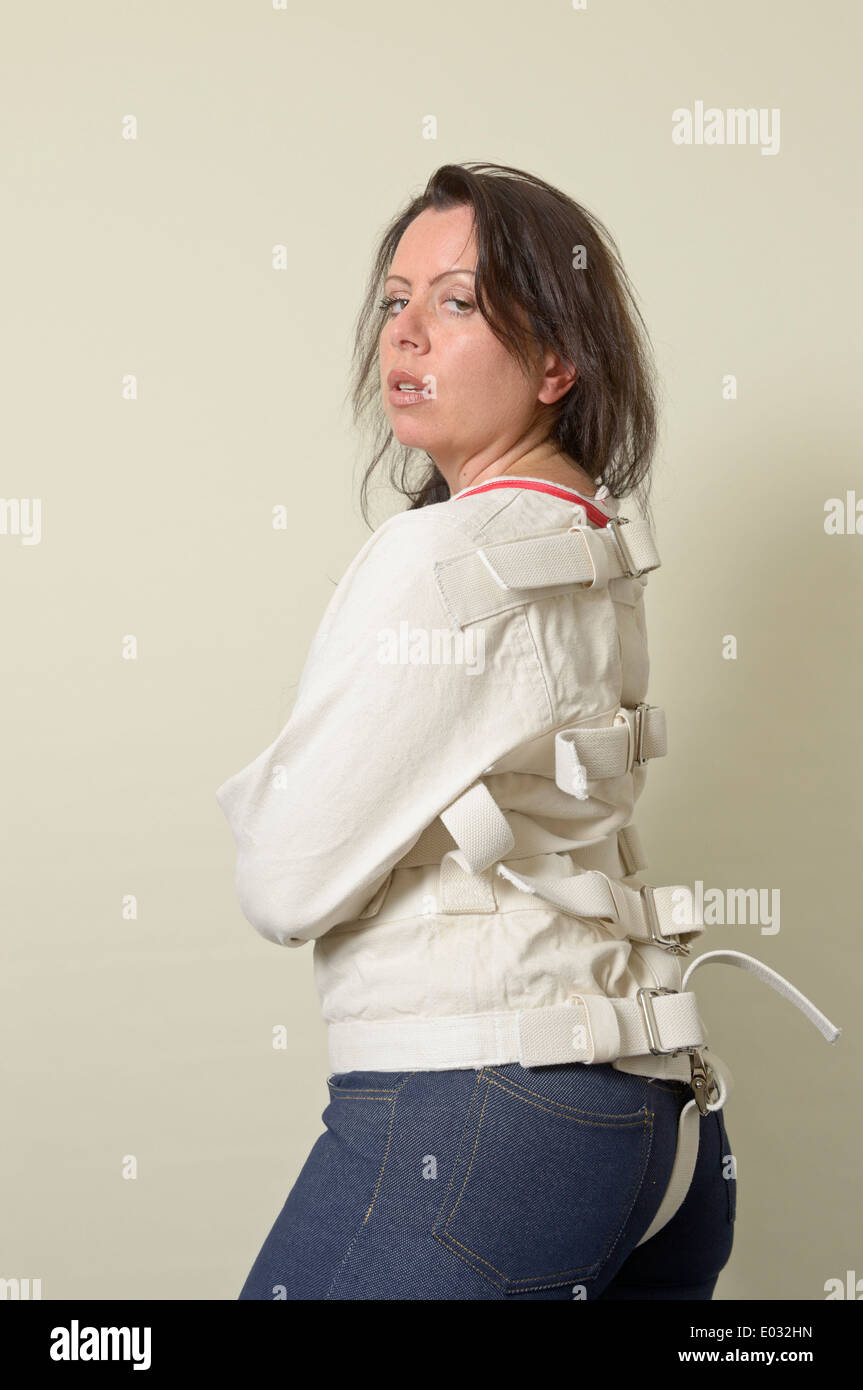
216, 162, 839, 1301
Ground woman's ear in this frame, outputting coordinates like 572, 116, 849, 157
538, 352, 579, 405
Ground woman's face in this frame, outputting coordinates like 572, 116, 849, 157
379, 204, 571, 491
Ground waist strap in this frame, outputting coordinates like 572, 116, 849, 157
326, 948, 840, 1074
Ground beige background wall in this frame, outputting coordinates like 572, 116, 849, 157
1, 0, 859, 1300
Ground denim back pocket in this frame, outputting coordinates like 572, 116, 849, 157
433, 1067, 653, 1295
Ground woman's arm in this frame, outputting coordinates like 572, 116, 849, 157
215, 508, 553, 947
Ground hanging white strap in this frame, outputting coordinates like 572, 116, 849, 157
634, 1052, 733, 1247
682, 949, 842, 1042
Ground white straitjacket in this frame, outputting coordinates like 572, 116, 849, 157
216, 476, 841, 1243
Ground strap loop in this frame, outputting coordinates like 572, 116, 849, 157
439, 851, 498, 913
439, 779, 515, 873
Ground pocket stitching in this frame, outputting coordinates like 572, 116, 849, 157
484, 1068, 649, 1121
432, 1069, 486, 1230
327, 1072, 410, 1097
434, 1075, 655, 1290
324, 1072, 414, 1299
327, 1088, 403, 1097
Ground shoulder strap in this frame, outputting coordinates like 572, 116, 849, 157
434, 518, 660, 627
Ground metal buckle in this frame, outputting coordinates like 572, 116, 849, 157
636, 986, 682, 1055
632, 702, 651, 765
605, 516, 646, 578
640, 883, 691, 956
689, 1047, 720, 1115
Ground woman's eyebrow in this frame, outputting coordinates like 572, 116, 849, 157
384, 267, 476, 287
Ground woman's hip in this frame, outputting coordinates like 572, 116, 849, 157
238, 1060, 732, 1300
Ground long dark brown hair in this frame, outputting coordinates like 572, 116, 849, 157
349, 162, 660, 528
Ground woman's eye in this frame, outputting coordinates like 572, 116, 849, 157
378, 292, 475, 318
378, 296, 407, 316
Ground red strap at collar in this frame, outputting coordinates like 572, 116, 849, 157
453, 476, 611, 528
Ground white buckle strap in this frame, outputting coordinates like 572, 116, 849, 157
326, 950, 841, 1074
326, 989, 708, 1074
434, 520, 661, 628
326, 945, 839, 1073
496, 863, 703, 954
604, 517, 655, 578
623, 703, 667, 768
554, 704, 667, 796
475, 524, 658, 590
517, 989, 708, 1066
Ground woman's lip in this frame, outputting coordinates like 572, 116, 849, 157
388, 386, 431, 406
387, 368, 428, 389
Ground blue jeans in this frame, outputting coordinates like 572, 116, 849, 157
238, 1060, 736, 1300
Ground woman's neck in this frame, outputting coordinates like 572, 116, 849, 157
458, 440, 598, 499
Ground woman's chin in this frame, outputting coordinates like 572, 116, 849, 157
388, 413, 436, 449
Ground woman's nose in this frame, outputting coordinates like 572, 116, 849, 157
389, 302, 428, 349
